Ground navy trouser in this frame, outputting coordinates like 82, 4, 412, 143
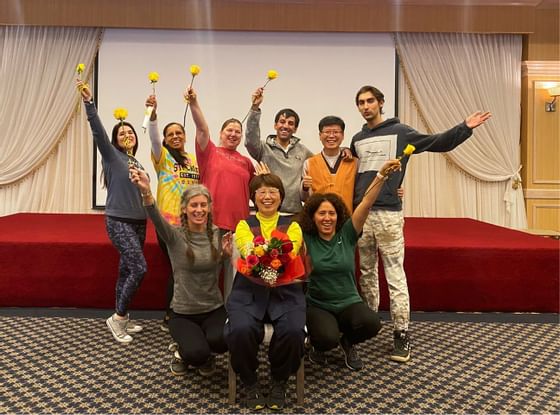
306, 302, 381, 351
105, 216, 147, 316
225, 308, 306, 386
169, 306, 228, 366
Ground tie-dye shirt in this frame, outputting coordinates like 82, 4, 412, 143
152, 147, 199, 226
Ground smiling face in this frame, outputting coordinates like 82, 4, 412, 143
274, 114, 298, 144
319, 124, 344, 153
116, 125, 137, 151
182, 194, 209, 231
313, 201, 338, 240
219, 121, 242, 151
163, 123, 186, 150
254, 186, 282, 217
357, 91, 384, 127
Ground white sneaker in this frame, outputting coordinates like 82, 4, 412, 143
106, 314, 133, 343
126, 318, 143, 334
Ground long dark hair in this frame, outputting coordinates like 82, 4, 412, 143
297, 193, 350, 236
101, 121, 139, 188
162, 122, 189, 166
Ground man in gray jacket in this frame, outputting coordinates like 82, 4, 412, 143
245, 87, 313, 215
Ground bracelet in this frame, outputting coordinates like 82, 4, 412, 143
376, 172, 388, 181
141, 190, 152, 197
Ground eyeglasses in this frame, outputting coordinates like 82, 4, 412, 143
255, 188, 280, 196
321, 129, 343, 136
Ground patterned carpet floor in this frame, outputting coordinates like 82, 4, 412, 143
1, 316, 559, 414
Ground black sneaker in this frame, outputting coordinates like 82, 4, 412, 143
391, 330, 411, 362
197, 355, 216, 377
267, 379, 287, 410
244, 382, 266, 410
340, 336, 364, 371
170, 350, 187, 376
308, 346, 328, 365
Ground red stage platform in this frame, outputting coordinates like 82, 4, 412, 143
0, 214, 558, 312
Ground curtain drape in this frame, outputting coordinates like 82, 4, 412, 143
0, 26, 101, 215
395, 33, 527, 229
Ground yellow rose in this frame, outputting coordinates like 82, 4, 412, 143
403, 144, 416, 156
190, 65, 201, 76
254, 246, 265, 257
148, 71, 159, 83
113, 108, 128, 121
76, 63, 85, 74
267, 70, 278, 80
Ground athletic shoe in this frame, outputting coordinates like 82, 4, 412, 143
106, 314, 133, 343
308, 346, 328, 365
170, 350, 187, 376
244, 382, 265, 410
391, 330, 411, 363
197, 355, 216, 377
340, 336, 363, 371
125, 317, 143, 334
267, 379, 288, 410
160, 316, 170, 333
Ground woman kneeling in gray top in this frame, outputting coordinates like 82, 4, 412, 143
131, 168, 232, 377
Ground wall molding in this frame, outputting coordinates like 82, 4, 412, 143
524, 189, 560, 199
522, 61, 560, 77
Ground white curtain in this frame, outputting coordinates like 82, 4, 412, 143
395, 33, 527, 229
0, 26, 101, 216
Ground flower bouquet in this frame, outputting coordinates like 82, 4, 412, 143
237, 229, 306, 287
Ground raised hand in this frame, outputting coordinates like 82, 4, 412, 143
76, 80, 92, 102
129, 167, 150, 193
251, 87, 264, 109
465, 111, 492, 129
184, 87, 197, 104
255, 161, 271, 176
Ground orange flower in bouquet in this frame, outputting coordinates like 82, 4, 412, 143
237, 230, 303, 286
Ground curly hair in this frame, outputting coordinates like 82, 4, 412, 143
297, 192, 350, 236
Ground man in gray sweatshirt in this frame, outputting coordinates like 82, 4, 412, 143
245, 87, 313, 215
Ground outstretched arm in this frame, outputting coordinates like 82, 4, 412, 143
351, 159, 401, 234
186, 87, 211, 151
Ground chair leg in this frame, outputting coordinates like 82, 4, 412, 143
228, 354, 237, 405
296, 356, 304, 405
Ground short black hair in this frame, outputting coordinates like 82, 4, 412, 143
318, 116, 345, 132
249, 173, 286, 209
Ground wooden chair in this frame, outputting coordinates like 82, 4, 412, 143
228, 323, 305, 405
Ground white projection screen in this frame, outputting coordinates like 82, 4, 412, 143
94, 29, 396, 207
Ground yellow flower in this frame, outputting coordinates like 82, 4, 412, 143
190, 65, 201, 76
254, 246, 265, 257
403, 144, 416, 156
76, 63, 85, 74
148, 72, 159, 83
267, 70, 278, 80
113, 108, 128, 121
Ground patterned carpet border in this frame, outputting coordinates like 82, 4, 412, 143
0, 316, 559, 414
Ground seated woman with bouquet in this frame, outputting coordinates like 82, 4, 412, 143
225, 166, 306, 411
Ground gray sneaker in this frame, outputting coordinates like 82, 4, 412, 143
391, 330, 411, 362
106, 314, 133, 343
125, 317, 143, 334
340, 336, 363, 371
197, 355, 216, 377
170, 350, 187, 376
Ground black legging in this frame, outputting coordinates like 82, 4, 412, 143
306, 302, 381, 351
169, 306, 228, 366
